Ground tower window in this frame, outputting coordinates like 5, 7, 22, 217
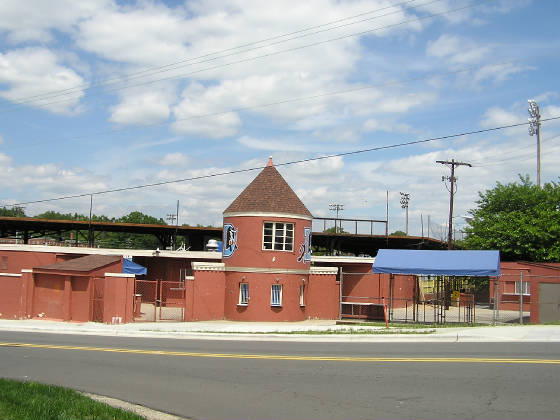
263, 222, 294, 251
239, 283, 249, 305
271, 284, 282, 306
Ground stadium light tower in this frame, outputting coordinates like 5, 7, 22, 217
528, 99, 541, 188
399, 192, 410, 235
329, 203, 344, 233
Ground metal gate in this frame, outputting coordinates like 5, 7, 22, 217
134, 279, 157, 322
158, 281, 185, 321
134, 279, 186, 322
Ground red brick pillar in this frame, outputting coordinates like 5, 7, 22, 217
21, 269, 34, 319
63, 275, 72, 321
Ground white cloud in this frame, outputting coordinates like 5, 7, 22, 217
427, 34, 492, 66
0, 47, 85, 114
155, 152, 191, 167
0, 0, 110, 43
76, 3, 190, 67
237, 135, 310, 152
426, 34, 530, 86
480, 107, 520, 128
110, 88, 173, 125
172, 82, 241, 138
363, 118, 413, 134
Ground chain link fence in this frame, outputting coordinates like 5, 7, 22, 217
134, 279, 186, 322
134, 280, 157, 322
339, 271, 550, 325
491, 273, 532, 324
158, 281, 185, 321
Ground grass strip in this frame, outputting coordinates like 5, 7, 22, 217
161, 328, 437, 335
0, 378, 145, 420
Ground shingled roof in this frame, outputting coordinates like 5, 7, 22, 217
35, 255, 121, 273
224, 158, 312, 218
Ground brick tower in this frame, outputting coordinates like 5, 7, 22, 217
222, 157, 313, 320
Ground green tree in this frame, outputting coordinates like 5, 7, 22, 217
390, 230, 407, 236
106, 211, 167, 249
464, 176, 560, 261
0, 206, 26, 217
117, 211, 166, 225
35, 211, 80, 220
323, 226, 347, 234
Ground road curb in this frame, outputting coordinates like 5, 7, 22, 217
81, 392, 190, 420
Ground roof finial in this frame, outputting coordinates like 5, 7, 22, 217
267, 156, 273, 167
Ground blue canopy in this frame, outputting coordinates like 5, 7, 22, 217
372, 249, 500, 277
123, 258, 147, 275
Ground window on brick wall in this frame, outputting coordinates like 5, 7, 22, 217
1, 256, 7, 270
271, 284, 282, 306
299, 284, 305, 306
239, 283, 249, 305
263, 222, 294, 251
515, 281, 530, 295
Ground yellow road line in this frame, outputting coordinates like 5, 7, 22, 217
1, 342, 559, 364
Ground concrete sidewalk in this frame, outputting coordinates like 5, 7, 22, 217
1, 319, 560, 342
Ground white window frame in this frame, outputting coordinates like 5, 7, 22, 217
263, 222, 294, 251
271, 284, 282, 307
299, 284, 305, 307
238, 283, 249, 305
515, 281, 530, 296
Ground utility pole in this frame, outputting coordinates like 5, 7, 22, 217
399, 192, 410, 235
329, 203, 344, 233
528, 99, 541, 188
436, 159, 471, 250
166, 200, 179, 250
88, 194, 94, 247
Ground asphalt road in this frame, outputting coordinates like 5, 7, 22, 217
1, 331, 559, 420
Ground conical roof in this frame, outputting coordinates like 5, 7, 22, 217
224, 158, 312, 218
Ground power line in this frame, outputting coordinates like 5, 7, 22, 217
1, 0, 481, 113
471, 133, 560, 168
436, 159, 472, 249
2, 0, 425, 108
6, 115, 560, 207
6, 57, 526, 152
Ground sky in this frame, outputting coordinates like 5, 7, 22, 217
0, 0, 559, 241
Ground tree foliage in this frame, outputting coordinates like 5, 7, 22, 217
31, 210, 167, 249
390, 230, 407, 236
464, 176, 560, 262
0, 206, 26, 217
323, 226, 347, 234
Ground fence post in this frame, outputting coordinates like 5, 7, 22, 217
492, 277, 497, 325
405, 301, 408, 323
338, 268, 343, 320
519, 271, 524, 325
389, 274, 394, 322
496, 276, 500, 324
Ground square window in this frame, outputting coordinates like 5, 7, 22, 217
271, 284, 282, 306
515, 281, 530, 295
262, 222, 294, 252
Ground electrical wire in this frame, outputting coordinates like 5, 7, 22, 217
2, 0, 425, 108
471, 133, 560, 168
5, 115, 560, 207
0, 0, 481, 113
6, 57, 526, 151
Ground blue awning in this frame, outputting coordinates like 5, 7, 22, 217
123, 258, 147, 275
372, 249, 500, 277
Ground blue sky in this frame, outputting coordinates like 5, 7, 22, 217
0, 0, 558, 240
